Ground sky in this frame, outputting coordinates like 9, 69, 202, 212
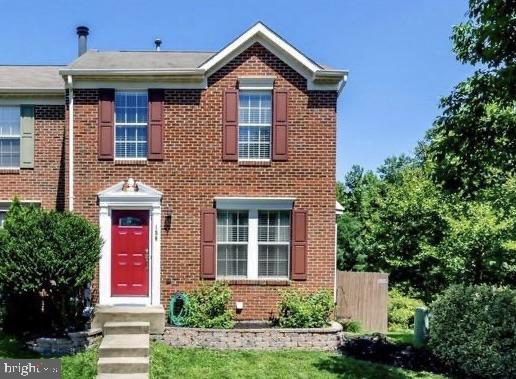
0, 0, 474, 180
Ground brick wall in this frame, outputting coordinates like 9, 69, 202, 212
1, 105, 66, 210
72, 43, 337, 319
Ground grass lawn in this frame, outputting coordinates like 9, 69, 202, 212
150, 342, 445, 379
0, 333, 444, 379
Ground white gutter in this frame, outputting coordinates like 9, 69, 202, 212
59, 68, 205, 76
67, 75, 74, 211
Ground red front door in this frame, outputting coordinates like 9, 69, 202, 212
111, 210, 149, 296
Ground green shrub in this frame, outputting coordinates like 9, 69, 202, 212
388, 289, 424, 331
184, 282, 234, 329
341, 320, 363, 333
0, 200, 102, 334
429, 285, 516, 379
277, 289, 334, 328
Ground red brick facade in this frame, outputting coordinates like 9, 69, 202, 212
4, 43, 337, 320
1, 105, 66, 210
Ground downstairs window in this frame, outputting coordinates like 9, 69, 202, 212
216, 208, 291, 280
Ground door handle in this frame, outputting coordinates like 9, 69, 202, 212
145, 249, 149, 265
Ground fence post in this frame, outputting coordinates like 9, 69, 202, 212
414, 307, 429, 347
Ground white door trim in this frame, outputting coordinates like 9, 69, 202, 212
97, 180, 162, 306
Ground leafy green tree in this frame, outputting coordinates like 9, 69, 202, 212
336, 166, 383, 271
438, 177, 516, 286
367, 166, 451, 302
452, 0, 515, 67
424, 0, 515, 196
337, 0, 515, 302
0, 200, 102, 334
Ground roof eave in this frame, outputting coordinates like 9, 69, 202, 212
0, 88, 65, 95
59, 68, 206, 77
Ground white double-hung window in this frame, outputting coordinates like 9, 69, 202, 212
258, 211, 290, 277
216, 200, 292, 280
0, 106, 20, 169
238, 91, 272, 161
216, 210, 249, 277
115, 91, 148, 159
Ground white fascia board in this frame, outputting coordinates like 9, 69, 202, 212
201, 23, 347, 92
200, 22, 321, 75
0, 95, 65, 105
0, 88, 64, 95
72, 78, 207, 90
59, 68, 205, 76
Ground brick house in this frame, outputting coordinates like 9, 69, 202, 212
0, 23, 347, 320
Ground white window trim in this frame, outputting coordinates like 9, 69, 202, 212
114, 90, 149, 160
238, 90, 272, 162
215, 198, 294, 281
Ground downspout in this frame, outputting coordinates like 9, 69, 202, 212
67, 75, 74, 211
334, 221, 337, 303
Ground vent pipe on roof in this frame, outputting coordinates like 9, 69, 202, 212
76, 26, 89, 56
154, 38, 162, 51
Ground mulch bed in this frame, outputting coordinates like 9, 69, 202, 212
339, 333, 474, 378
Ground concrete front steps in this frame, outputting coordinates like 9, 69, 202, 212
96, 320, 151, 379
92, 305, 165, 334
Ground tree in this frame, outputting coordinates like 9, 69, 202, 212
336, 166, 383, 271
0, 201, 102, 334
337, 160, 451, 301
424, 0, 515, 196
337, 0, 515, 302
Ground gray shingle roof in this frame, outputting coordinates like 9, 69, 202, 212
67, 51, 216, 70
0, 66, 64, 92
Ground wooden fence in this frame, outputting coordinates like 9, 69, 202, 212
335, 271, 389, 333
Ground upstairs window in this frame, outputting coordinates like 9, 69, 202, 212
238, 91, 271, 161
115, 91, 148, 159
0, 106, 20, 168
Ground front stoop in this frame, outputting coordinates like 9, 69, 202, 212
92, 305, 165, 334
96, 320, 151, 379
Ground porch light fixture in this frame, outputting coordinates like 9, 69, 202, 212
164, 206, 173, 231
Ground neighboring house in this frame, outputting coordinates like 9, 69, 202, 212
0, 23, 347, 319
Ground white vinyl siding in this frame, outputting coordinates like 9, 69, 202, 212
0, 106, 20, 168
238, 91, 271, 160
115, 92, 148, 159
